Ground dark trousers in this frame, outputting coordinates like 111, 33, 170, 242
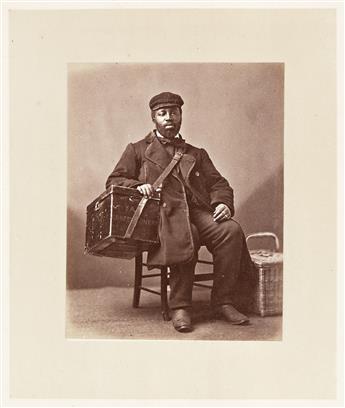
168, 207, 253, 310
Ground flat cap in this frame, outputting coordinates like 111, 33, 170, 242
149, 92, 184, 111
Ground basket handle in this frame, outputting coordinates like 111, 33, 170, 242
246, 232, 280, 251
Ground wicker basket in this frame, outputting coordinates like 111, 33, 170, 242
246, 232, 283, 317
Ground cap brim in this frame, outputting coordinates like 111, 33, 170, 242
151, 102, 180, 111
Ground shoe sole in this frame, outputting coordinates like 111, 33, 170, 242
174, 325, 193, 333
213, 311, 250, 325
228, 319, 250, 325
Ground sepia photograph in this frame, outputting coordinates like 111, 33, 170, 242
66, 63, 284, 340
4, 4, 341, 403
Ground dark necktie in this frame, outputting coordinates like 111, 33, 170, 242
159, 136, 185, 148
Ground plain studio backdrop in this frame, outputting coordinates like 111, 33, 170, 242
67, 63, 284, 289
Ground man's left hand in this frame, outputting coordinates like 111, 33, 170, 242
213, 203, 231, 223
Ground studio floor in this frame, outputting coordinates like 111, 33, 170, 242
66, 286, 282, 341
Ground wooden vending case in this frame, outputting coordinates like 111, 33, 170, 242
85, 185, 160, 259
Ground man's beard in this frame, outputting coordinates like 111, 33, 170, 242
156, 123, 181, 139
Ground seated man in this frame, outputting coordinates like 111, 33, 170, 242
106, 91, 254, 333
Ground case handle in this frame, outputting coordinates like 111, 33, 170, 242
246, 232, 280, 251
93, 188, 113, 211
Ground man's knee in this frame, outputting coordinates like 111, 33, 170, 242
222, 219, 244, 242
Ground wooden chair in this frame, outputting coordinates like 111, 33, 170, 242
132, 252, 214, 320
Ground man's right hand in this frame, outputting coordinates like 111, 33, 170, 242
137, 184, 155, 198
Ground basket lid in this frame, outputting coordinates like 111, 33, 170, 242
250, 249, 283, 267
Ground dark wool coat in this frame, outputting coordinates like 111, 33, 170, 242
106, 132, 235, 266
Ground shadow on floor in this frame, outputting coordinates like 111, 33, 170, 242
66, 287, 282, 341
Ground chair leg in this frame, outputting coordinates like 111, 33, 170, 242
160, 266, 171, 321
133, 254, 143, 308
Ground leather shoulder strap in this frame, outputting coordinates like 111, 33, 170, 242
124, 149, 183, 240
152, 150, 183, 189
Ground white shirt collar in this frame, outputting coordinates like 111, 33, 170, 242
155, 130, 181, 139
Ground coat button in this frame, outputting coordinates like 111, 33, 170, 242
195, 171, 200, 176
162, 202, 167, 208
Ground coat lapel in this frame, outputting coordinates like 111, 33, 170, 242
144, 131, 172, 169
178, 153, 196, 182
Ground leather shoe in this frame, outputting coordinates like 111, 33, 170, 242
214, 304, 249, 325
171, 308, 193, 333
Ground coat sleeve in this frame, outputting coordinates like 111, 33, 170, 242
199, 148, 235, 216
105, 143, 144, 189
